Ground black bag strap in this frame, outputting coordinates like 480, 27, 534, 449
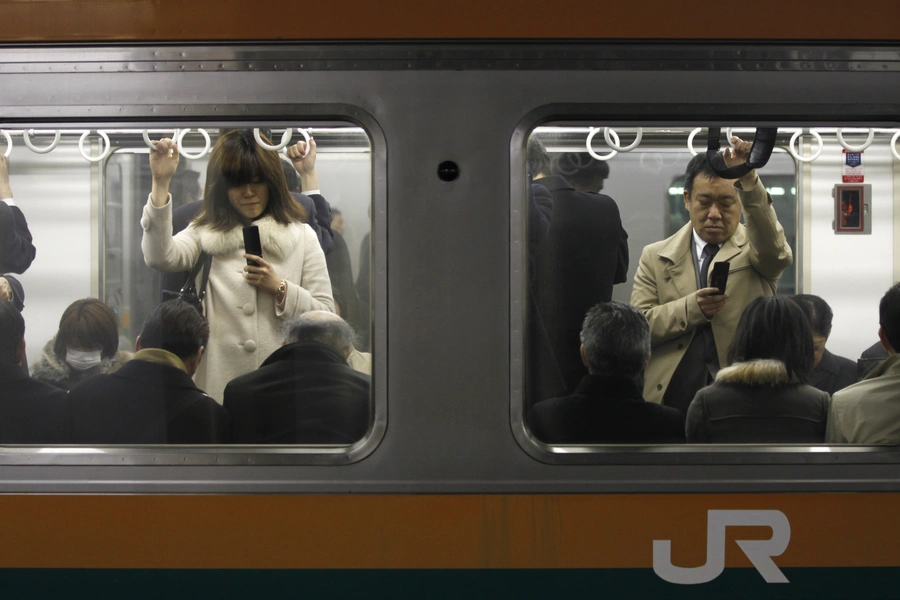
181, 252, 212, 300
706, 127, 779, 179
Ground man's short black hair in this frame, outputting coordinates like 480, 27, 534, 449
139, 300, 210, 360
789, 294, 834, 339
527, 137, 551, 179
879, 282, 900, 352
580, 301, 650, 379
0, 300, 24, 365
684, 152, 728, 199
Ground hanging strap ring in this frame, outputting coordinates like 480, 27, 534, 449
78, 130, 112, 163
143, 129, 180, 152
22, 129, 61, 154
176, 128, 211, 160
705, 126, 778, 179
787, 130, 824, 163
836, 128, 875, 153
586, 128, 618, 162
603, 127, 642, 152
291, 128, 312, 158
687, 128, 703, 156
0, 130, 11, 158
891, 131, 900, 162
253, 128, 293, 152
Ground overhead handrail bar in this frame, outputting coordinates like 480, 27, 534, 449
586, 128, 618, 161
603, 127, 643, 152
787, 130, 824, 163
78, 130, 112, 163
176, 128, 211, 160
22, 129, 61, 154
836, 128, 875, 153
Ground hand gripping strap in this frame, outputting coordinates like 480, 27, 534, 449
706, 127, 779, 179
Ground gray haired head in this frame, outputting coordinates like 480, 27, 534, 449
282, 311, 356, 356
579, 301, 651, 379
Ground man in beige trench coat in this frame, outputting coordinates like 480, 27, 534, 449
631, 137, 793, 413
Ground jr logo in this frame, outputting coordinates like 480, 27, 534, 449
653, 510, 791, 585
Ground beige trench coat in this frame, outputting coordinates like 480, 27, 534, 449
631, 177, 793, 404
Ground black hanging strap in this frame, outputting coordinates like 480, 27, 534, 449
706, 127, 779, 179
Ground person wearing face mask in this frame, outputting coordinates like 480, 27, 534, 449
31, 298, 132, 391
142, 129, 334, 402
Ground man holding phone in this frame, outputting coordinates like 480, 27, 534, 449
631, 137, 793, 414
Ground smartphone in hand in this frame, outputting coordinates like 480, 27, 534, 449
710, 261, 730, 295
242, 225, 263, 267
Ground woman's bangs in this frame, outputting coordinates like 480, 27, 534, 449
221, 147, 264, 188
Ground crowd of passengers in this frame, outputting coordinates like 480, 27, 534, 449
525, 135, 899, 444
1, 130, 899, 446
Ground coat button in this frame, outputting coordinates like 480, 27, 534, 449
243, 340, 257, 352
657, 384, 663, 391
242, 303, 255, 316
680, 319, 686, 327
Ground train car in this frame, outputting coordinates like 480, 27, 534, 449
1, 1, 900, 598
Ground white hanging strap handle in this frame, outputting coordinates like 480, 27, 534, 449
891, 131, 900, 162
78, 131, 112, 163
143, 129, 180, 152
291, 127, 312, 158
603, 127, 642, 152
787, 130, 824, 163
725, 127, 735, 147
0, 130, 11, 158
687, 127, 703, 156
22, 129, 61, 154
253, 128, 293, 152
837, 128, 875, 152
176, 128, 211, 160
586, 128, 618, 161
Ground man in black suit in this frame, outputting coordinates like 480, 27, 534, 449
0, 299, 70, 443
789, 294, 857, 395
528, 301, 685, 444
533, 151, 629, 396
224, 311, 370, 444
159, 133, 334, 298
0, 156, 36, 274
69, 300, 229, 444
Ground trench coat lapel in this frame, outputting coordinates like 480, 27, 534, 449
712, 224, 747, 264
658, 224, 697, 298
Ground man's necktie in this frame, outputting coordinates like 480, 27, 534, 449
699, 243, 719, 289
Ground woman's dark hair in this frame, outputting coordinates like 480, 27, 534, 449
139, 300, 210, 360
553, 152, 610, 191
727, 295, 815, 382
53, 298, 119, 360
193, 129, 307, 232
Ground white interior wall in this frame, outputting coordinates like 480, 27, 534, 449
808, 138, 896, 359
7, 141, 94, 367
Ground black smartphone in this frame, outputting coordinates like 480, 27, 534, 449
710, 261, 730, 295
242, 225, 263, 266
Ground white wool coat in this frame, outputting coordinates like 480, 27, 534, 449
141, 196, 335, 402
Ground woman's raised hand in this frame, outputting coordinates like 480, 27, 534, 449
149, 138, 180, 207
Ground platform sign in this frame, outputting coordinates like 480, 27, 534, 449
842, 150, 864, 183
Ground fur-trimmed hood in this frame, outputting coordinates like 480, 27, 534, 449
715, 359, 794, 387
30, 336, 132, 392
191, 215, 304, 260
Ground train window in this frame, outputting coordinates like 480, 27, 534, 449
0, 123, 382, 462
516, 124, 900, 456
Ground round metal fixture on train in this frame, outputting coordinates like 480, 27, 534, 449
788, 130, 824, 163
687, 127, 703, 156
253, 127, 293, 152
437, 161, 460, 182
837, 128, 875, 152
586, 128, 618, 161
22, 129, 60, 154
143, 129, 180, 151
0, 130, 11, 157
603, 127, 643, 152
78, 130, 112, 162
176, 128, 211, 160
892, 131, 900, 162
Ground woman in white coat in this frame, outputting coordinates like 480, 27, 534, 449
142, 129, 335, 402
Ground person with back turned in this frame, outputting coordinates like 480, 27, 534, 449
0, 299, 70, 443
631, 137, 792, 414
789, 294, 857, 395
826, 283, 900, 444
528, 301, 684, 444
68, 300, 229, 444
224, 311, 370, 444
0, 156, 36, 275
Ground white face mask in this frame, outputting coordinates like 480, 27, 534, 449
65, 348, 103, 371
